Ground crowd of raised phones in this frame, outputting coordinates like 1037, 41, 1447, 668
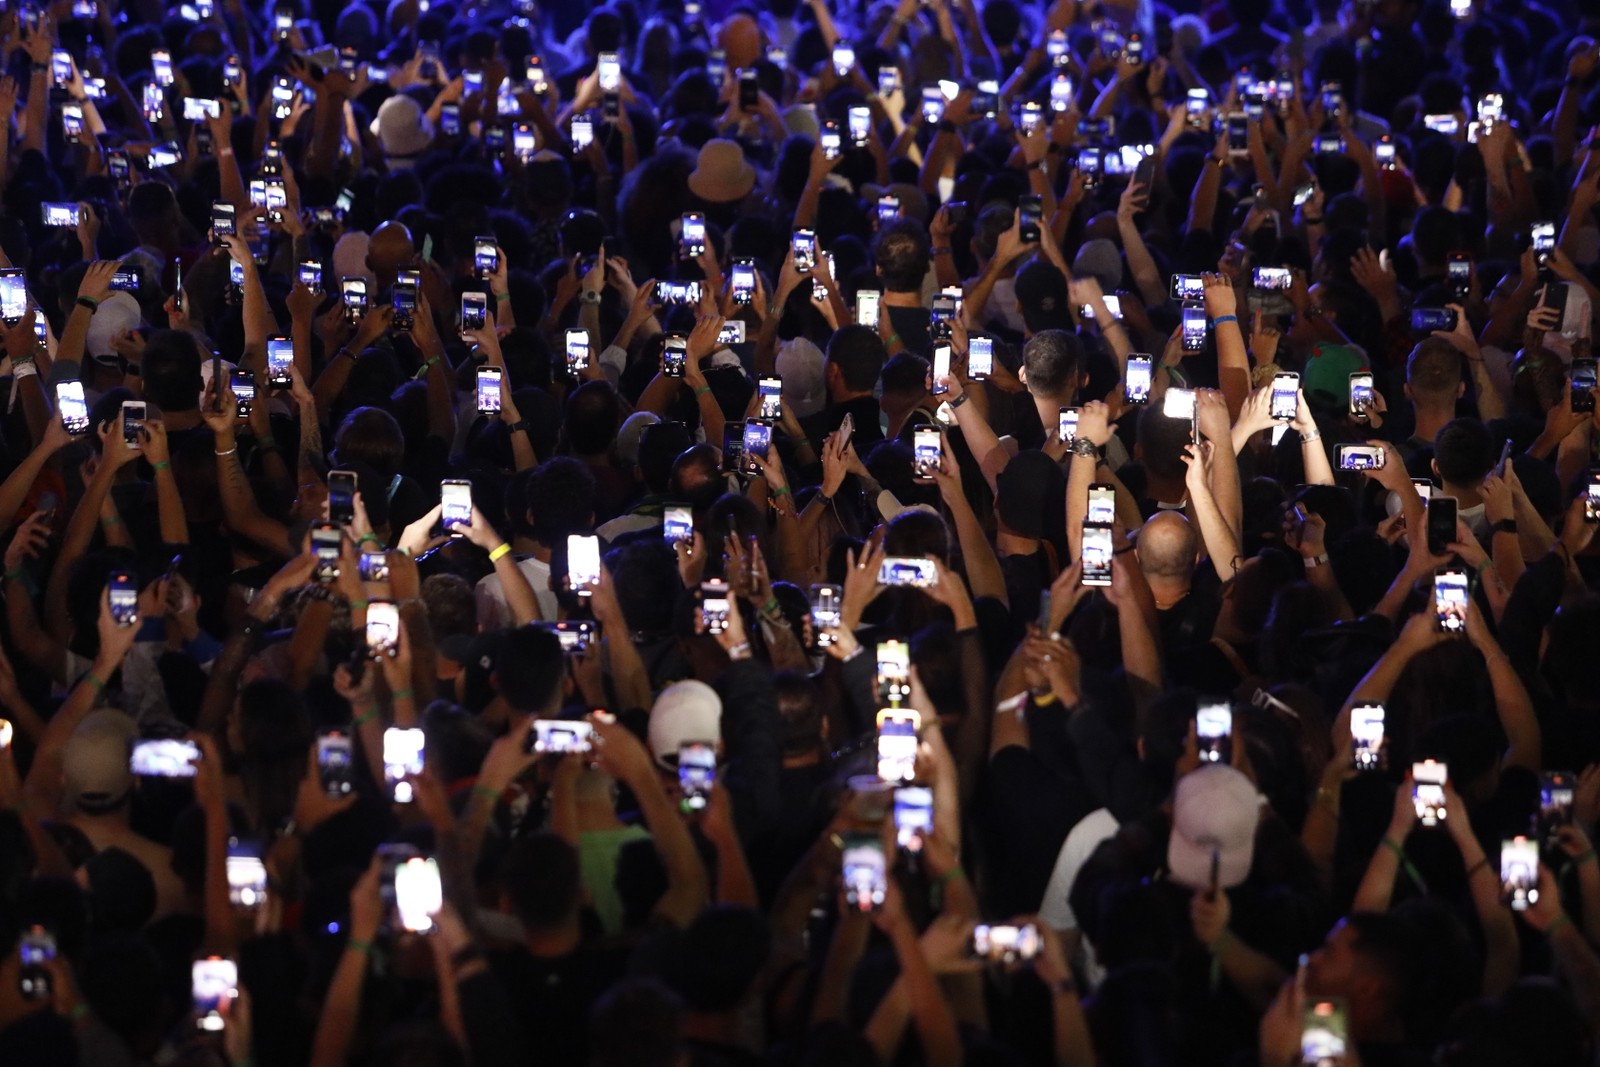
4, 0, 1600, 1064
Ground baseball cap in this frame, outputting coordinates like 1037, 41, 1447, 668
1166, 763, 1261, 891
63, 709, 136, 812
647, 680, 722, 768
1013, 259, 1073, 333
995, 450, 1065, 539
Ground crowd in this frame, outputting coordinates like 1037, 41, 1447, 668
2, 0, 1600, 1064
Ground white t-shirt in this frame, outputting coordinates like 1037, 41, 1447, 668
1039, 807, 1119, 989
475, 556, 558, 628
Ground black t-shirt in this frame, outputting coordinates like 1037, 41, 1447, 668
885, 304, 933, 360
983, 743, 1099, 918
747, 761, 835, 906
487, 943, 630, 1062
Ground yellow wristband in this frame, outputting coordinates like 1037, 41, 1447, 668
488, 543, 512, 563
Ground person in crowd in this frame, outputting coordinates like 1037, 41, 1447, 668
3, 2, 1600, 1065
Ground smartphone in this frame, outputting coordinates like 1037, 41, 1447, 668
841, 834, 887, 913
1018, 194, 1043, 245
392, 270, 419, 331
1179, 304, 1207, 351
1124, 355, 1153, 404
698, 578, 731, 635
262, 335, 292, 390
912, 426, 942, 482
1410, 307, 1458, 333
1073, 521, 1111, 589
953, 336, 991, 384
560, 328, 590, 376
1533, 220, 1556, 268
930, 343, 952, 396
1586, 470, 1600, 522
393, 855, 443, 932
1196, 701, 1232, 763
741, 421, 771, 476
721, 423, 745, 474
317, 731, 354, 796
41, 200, 81, 228
567, 534, 601, 595
727, 258, 757, 307
527, 718, 596, 754
0, 270, 24, 325
1271, 372, 1299, 421
1332, 444, 1383, 471
819, 120, 842, 159
846, 103, 873, 146
754, 377, 782, 423
1351, 703, 1385, 771
881, 785, 935, 856
62, 102, 84, 142
1170, 274, 1204, 303
475, 366, 502, 415
1540, 771, 1575, 842
792, 229, 817, 272
1434, 566, 1468, 633
878, 557, 938, 587
192, 957, 237, 1032
130, 738, 200, 776
460, 291, 488, 338
1163, 388, 1196, 420
969, 924, 1042, 964
855, 289, 881, 329
341, 277, 368, 323
383, 727, 425, 803
1501, 836, 1540, 910
57, 380, 89, 434
679, 212, 706, 259
302, 529, 342, 593
108, 572, 139, 630
1448, 252, 1471, 300
1301, 998, 1349, 1067
1426, 496, 1457, 556
1252, 267, 1293, 291
226, 851, 268, 908
19, 927, 55, 1002
809, 583, 842, 646
1081, 483, 1114, 526
440, 479, 472, 536
121, 401, 147, 452
1348, 372, 1375, 419
662, 334, 687, 379
678, 742, 716, 813
231, 370, 255, 417
323, 470, 356, 527
1058, 407, 1079, 443
1572, 358, 1597, 414
662, 504, 694, 545
876, 706, 920, 783
597, 50, 621, 99
365, 600, 399, 658
876, 640, 912, 706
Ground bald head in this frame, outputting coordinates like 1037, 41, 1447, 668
1137, 512, 1198, 582
718, 14, 762, 69
366, 222, 415, 286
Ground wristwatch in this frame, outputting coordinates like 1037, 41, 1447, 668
947, 391, 970, 409
1069, 437, 1099, 458
579, 290, 601, 306
1491, 519, 1518, 536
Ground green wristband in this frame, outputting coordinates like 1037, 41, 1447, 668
152, 460, 171, 471
350, 599, 369, 611
353, 704, 380, 726
391, 688, 414, 702
348, 937, 374, 955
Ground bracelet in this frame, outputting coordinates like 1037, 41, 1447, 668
422, 356, 442, 371
76, 296, 100, 312
1210, 928, 1234, 955
348, 938, 374, 955
772, 485, 792, 499
1113, 542, 1137, 555
67, 1003, 89, 1022
495, 292, 511, 302
727, 640, 752, 659
931, 246, 952, 256
1465, 856, 1491, 879
218, 147, 235, 157
1213, 314, 1238, 326
1576, 848, 1598, 865
257, 434, 276, 450
84, 672, 106, 693
471, 783, 501, 803
1300, 429, 1321, 443
694, 385, 711, 398
3, 568, 24, 583
1490, 519, 1517, 536
152, 460, 171, 471
101, 514, 123, 527
948, 391, 971, 409
1381, 837, 1406, 860
488, 543, 512, 563
1548, 913, 1574, 935
352, 704, 381, 726
936, 865, 966, 887
357, 532, 380, 546
391, 688, 414, 702
350, 599, 369, 611
1302, 215, 1324, 224
885, 333, 902, 349
760, 595, 782, 618
215, 446, 238, 457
